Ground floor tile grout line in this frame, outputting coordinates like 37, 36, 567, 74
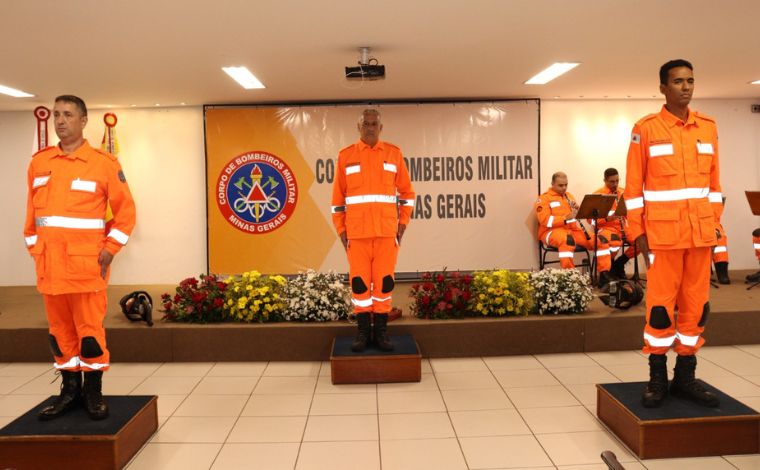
430, 362, 472, 470
292, 360, 325, 470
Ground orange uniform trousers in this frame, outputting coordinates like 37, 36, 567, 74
44, 291, 110, 372
598, 226, 635, 260
713, 224, 728, 263
347, 237, 398, 314
545, 228, 611, 272
643, 247, 711, 356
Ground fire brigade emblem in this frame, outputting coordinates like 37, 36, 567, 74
216, 151, 298, 234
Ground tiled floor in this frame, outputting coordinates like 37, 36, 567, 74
3, 347, 760, 469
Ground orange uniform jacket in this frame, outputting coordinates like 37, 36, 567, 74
623, 106, 721, 249
24, 140, 137, 294
331, 140, 415, 238
535, 188, 583, 242
589, 186, 626, 230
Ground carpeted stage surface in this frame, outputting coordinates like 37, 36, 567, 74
1, 271, 758, 361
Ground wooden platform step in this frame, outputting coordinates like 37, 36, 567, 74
597, 381, 760, 459
331, 334, 421, 384
0, 395, 158, 470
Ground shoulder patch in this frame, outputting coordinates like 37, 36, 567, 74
31, 146, 54, 158
631, 133, 640, 144
118, 170, 127, 182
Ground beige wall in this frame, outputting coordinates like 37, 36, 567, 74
1, 99, 758, 287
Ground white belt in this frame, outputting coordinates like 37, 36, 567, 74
35, 216, 105, 230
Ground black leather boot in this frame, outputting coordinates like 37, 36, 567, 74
598, 271, 614, 289
38, 370, 82, 421
373, 314, 394, 351
351, 312, 371, 352
715, 262, 730, 285
83, 371, 109, 420
642, 354, 668, 408
612, 254, 629, 279
670, 354, 719, 407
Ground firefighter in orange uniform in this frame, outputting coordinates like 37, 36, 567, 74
535, 172, 614, 287
748, 229, 760, 282
625, 60, 721, 408
331, 109, 415, 352
24, 95, 136, 420
590, 168, 635, 279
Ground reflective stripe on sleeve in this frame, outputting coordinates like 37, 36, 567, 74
626, 197, 644, 210
331, 205, 346, 213
25, 235, 38, 247
108, 228, 129, 245
546, 215, 554, 228
558, 251, 574, 258
596, 249, 610, 257
399, 199, 415, 206
708, 192, 723, 203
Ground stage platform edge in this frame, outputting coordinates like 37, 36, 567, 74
0, 395, 158, 470
597, 382, 760, 459
331, 335, 422, 384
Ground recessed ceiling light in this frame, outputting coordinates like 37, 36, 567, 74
180, 102, 187, 106
553, 96, 560, 99
751, 80, 760, 85
0, 84, 34, 98
154, 103, 160, 106
222, 66, 266, 89
130, 104, 137, 107
525, 63, 580, 85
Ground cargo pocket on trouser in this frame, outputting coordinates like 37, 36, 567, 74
29, 242, 46, 283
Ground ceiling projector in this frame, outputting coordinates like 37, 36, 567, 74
345, 47, 385, 80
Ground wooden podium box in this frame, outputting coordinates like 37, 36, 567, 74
0, 395, 158, 470
597, 382, 760, 459
331, 334, 421, 384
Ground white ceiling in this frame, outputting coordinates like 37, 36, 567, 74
2, 0, 760, 111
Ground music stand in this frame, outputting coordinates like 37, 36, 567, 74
576, 194, 617, 286
746, 191, 760, 290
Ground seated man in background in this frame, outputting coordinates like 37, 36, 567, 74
748, 228, 760, 283
535, 171, 614, 287
713, 221, 730, 284
590, 168, 635, 279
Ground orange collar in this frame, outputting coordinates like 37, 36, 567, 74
52, 139, 91, 161
659, 105, 698, 128
357, 139, 385, 151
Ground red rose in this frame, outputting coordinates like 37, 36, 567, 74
422, 282, 434, 291
422, 296, 431, 306
462, 291, 472, 301
437, 301, 447, 311
443, 290, 453, 301
217, 282, 227, 291
436, 274, 445, 282
213, 297, 224, 308
173, 294, 181, 303
422, 272, 432, 280
463, 275, 473, 284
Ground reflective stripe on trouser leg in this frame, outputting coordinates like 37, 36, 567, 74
754, 233, 760, 261
673, 246, 711, 355
347, 238, 373, 313
547, 228, 575, 269
713, 234, 728, 263
643, 248, 682, 355
71, 291, 110, 372
43, 293, 81, 371
370, 237, 399, 313
581, 231, 611, 273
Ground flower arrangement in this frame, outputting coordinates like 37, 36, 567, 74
161, 273, 228, 323
283, 269, 350, 321
470, 270, 533, 316
225, 270, 287, 322
530, 268, 593, 315
409, 270, 473, 319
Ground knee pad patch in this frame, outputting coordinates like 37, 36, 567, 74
566, 235, 576, 246
381, 275, 395, 293
610, 233, 620, 241
698, 302, 710, 327
351, 276, 368, 294
753, 228, 760, 237
48, 334, 63, 357
648, 306, 672, 329
599, 234, 609, 244
80, 336, 104, 358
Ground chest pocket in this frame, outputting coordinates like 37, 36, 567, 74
696, 142, 714, 174
32, 174, 51, 209
382, 162, 397, 186
648, 142, 679, 177
66, 179, 101, 213
345, 163, 362, 190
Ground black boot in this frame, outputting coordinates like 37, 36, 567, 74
746, 270, 760, 282
598, 271, 614, 289
83, 371, 109, 420
670, 355, 719, 407
38, 370, 82, 421
642, 354, 668, 408
351, 312, 371, 352
715, 262, 730, 285
373, 314, 394, 351
612, 255, 629, 279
